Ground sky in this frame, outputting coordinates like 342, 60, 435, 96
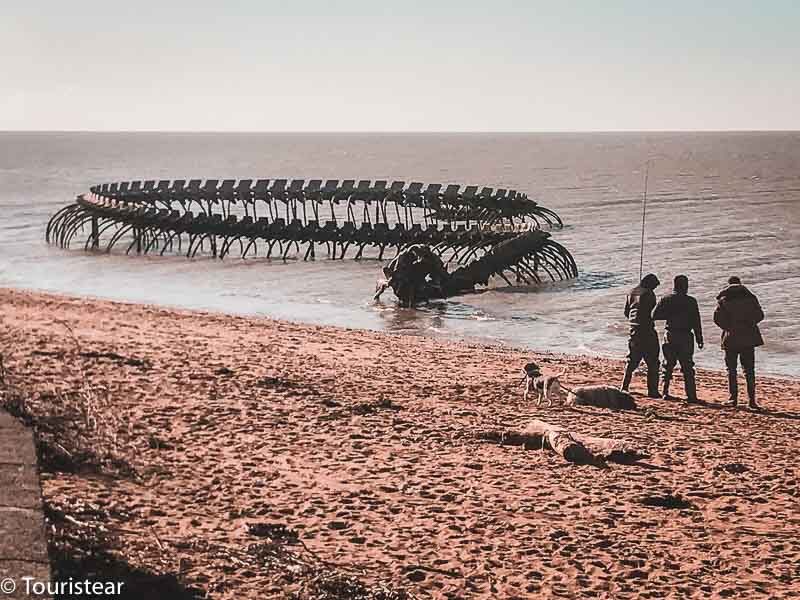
2, 1, 799, 131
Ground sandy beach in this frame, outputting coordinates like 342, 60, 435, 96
1, 287, 799, 599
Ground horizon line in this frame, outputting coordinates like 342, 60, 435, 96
2, 129, 800, 135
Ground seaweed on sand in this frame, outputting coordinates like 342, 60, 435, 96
45, 500, 203, 600
2, 385, 136, 478
245, 522, 414, 600
639, 493, 694, 510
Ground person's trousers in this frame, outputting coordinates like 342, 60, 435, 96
661, 332, 697, 400
622, 329, 660, 395
724, 347, 756, 401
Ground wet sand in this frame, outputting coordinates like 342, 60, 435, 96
1, 287, 799, 599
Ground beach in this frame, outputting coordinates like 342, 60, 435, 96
1, 287, 799, 599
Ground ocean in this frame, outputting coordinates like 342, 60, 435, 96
1, 131, 798, 377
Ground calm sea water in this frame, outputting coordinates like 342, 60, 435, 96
1, 132, 798, 377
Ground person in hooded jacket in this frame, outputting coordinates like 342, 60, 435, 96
652, 275, 703, 402
713, 276, 765, 409
620, 273, 661, 397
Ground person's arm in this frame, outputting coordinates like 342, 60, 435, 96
713, 301, 729, 330
624, 295, 631, 318
652, 297, 667, 321
644, 291, 658, 322
753, 298, 765, 324
692, 298, 704, 347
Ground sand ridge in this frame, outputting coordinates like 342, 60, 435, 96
1, 288, 799, 599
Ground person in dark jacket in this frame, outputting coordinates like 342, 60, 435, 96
652, 275, 703, 402
620, 273, 661, 397
713, 276, 765, 409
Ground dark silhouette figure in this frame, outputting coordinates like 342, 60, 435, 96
621, 273, 661, 397
652, 275, 703, 402
713, 276, 765, 409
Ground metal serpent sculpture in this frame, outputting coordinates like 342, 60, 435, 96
46, 178, 578, 298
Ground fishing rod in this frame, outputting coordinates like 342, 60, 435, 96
638, 160, 651, 281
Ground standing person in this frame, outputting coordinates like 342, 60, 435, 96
652, 275, 703, 402
620, 273, 661, 397
713, 276, 765, 409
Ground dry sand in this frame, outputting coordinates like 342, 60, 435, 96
1, 287, 799, 599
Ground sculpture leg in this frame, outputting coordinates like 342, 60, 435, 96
90, 216, 100, 250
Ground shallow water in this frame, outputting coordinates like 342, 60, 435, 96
1, 131, 798, 376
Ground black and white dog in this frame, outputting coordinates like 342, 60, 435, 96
522, 362, 565, 406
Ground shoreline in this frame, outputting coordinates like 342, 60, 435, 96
4, 285, 798, 384
2, 287, 799, 599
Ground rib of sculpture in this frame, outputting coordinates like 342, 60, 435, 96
46, 178, 578, 302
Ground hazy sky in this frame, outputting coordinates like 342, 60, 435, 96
3, 1, 798, 131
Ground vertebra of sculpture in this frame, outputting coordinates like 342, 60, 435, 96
46, 178, 578, 299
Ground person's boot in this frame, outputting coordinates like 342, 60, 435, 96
746, 372, 759, 410
661, 376, 672, 400
726, 371, 738, 406
620, 370, 632, 392
646, 365, 660, 398
684, 369, 699, 404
